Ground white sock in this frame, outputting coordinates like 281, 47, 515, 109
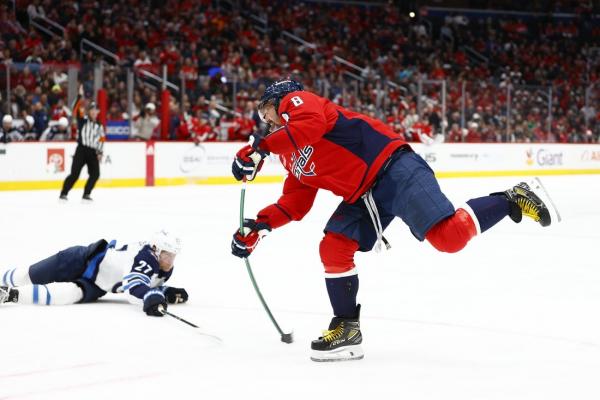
16, 283, 83, 305
1, 267, 32, 287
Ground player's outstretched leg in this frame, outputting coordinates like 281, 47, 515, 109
0, 286, 19, 304
1, 267, 32, 287
493, 179, 556, 227
311, 304, 364, 362
0, 283, 83, 305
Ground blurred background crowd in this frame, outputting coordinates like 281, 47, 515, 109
0, 0, 598, 144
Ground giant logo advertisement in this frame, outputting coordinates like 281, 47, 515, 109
526, 148, 563, 166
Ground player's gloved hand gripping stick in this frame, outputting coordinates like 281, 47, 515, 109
239, 177, 293, 344
232, 134, 269, 182
145, 287, 200, 329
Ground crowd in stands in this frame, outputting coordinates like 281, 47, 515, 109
0, 0, 598, 144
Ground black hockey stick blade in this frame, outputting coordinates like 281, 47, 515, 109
281, 332, 293, 344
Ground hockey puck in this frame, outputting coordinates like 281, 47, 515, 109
281, 332, 293, 344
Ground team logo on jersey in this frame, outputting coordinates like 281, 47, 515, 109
291, 146, 316, 179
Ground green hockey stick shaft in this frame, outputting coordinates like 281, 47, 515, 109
239, 178, 292, 343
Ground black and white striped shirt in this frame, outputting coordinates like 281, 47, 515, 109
77, 117, 105, 153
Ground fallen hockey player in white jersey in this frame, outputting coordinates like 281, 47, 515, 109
0, 230, 187, 317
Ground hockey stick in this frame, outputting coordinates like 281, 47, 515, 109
160, 306, 224, 343
162, 308, 199, 328
240, 177, 293, 344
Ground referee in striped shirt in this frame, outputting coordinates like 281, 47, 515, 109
60, 86, 105, 202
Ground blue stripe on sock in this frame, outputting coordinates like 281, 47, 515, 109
2, 270, 8, 286
44, 285, 51, 305
9, 269, 15, 286
33, 285, 39, 304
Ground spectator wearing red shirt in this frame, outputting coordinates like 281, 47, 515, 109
465, 122, 482, 143
409, 120, 433, 143
159, 41, 181, 78
50, 98, 70, 122
189, 111, 216, 143
180, 57, 198, 92
16, 65, 38, 92
447, 123, 463, 143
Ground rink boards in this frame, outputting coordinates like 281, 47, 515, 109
0, 141, 599, 190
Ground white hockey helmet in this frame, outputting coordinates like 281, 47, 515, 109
25, 115, 35, 127
2, 114, 12, 125
149, 230, 182, 255
58, 117, 69, 128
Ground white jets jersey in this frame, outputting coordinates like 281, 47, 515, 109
93, 241, 171, 301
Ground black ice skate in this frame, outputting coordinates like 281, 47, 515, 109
0, 286, 19, 303
493, 178, 560, 227
311, 305, 364, 362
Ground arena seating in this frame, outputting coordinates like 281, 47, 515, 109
1, 0, 598, 143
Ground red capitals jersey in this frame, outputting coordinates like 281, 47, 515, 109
255, 91, 407, 229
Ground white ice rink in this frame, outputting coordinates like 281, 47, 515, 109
1, 175, 599, 400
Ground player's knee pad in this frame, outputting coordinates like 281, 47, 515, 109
425, 208, 477, 253
319, 232, 359, 275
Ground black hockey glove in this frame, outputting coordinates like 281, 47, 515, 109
163, 287, 188, 304
143, 289, 167, 317
232, 134, 269, 181
231, 219, 272, 258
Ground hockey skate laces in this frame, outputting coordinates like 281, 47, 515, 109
362, 189, 391, 253
322, 325, 344, 342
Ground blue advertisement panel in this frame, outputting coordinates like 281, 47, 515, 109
106, 120, 130, 140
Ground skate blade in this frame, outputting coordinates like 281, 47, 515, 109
529, 177, 562, 224
310, 344, 364, 362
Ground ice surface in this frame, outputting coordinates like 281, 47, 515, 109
1, 175, 599, 400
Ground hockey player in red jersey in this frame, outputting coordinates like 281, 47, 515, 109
230, 79, 556, 362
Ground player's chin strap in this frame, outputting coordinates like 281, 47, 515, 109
362, 189, 391, 253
